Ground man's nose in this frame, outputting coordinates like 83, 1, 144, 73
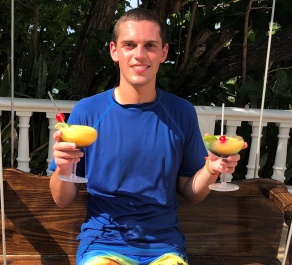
134, 45, 146, 59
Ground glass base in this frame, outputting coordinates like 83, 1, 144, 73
58, 174, 88, 183
209, 182, 239, 192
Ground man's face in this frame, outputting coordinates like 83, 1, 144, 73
110, 20, 168, 89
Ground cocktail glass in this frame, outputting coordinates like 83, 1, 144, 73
203, 135, 244, 192
56, 123, 98, 183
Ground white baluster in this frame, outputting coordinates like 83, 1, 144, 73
225, 120, 241, 136
272, 123, 290, 182
225, 120, 242, 182
245, 121, 267, 179
46, 113, 57, 175
197, 113, 216, 136
16, 111, 32, 172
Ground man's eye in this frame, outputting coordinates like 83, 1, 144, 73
125, 43, 135, 48
146, 43, 155, 48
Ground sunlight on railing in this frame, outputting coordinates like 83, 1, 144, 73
0, 97, 292, 191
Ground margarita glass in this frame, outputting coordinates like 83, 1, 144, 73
203, 135, 244, 192
55, 123, 98, 183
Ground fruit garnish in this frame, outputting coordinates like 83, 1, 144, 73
219, 135, 227, 143
47, 91, 66, 123
202, 135, 217, 143
55, 122, 70, 129
56, 112, 65, 123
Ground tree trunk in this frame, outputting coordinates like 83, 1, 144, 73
66, 0, 123, 99
176, 27, 292, 98
146, 0, 189, 21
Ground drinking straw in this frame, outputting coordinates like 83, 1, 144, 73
254, 0, 276, 179
221, 103, 225, 135
48, 91, 65, 123
48, 91, 61, 114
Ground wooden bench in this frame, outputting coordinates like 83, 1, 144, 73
1, 168, 292, 265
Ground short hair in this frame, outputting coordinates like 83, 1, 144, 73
112, 8, 167, 47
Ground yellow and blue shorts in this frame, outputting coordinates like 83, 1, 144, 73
77, 251, 188, 265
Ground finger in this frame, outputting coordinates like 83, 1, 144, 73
53, 141, 77, 151
225, 153, 240, 162
207, 151, 218, 161
53, 130, 63, 142
243, 142, 248, 149
54, 149, 84, 159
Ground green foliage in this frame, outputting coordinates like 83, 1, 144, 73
0, 0, 291, 179
238, 69, 292, 109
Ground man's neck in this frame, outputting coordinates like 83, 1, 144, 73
114, 85, 157, 105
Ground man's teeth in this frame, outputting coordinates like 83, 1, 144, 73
133, 65, 148, 68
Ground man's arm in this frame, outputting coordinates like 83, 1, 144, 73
50, 168, 80, 208
49, 130, 84, 208
177, 152, 243, 204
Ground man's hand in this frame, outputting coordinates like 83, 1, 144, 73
52, 130, 84, 176
208, 141, 248, 174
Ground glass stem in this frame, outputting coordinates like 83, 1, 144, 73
72, 157, 77, 177
222, 171, 227, 184
221, 158, 228, 184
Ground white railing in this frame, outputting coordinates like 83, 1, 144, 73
1, 97, 292, 189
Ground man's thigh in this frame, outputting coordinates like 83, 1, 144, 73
78, 251, 188, 265
149, 253, 188, 265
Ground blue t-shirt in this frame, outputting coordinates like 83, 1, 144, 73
50, 88, 207, 258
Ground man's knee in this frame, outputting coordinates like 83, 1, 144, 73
149, 253, 188, 265
84, 257, 121, 265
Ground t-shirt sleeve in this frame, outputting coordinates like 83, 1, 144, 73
178, 105, 207, 177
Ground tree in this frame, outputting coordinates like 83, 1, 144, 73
64, 0, 292, 109
65, 0, 124, 99
0, 0, 291, 175
1, 0, 291, 107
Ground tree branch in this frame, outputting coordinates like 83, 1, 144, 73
176, 27, 292, 97
242, 0, 254, 85
179, 0, 198, 72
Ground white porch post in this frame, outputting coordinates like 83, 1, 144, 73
197, 113, 216, 136
246, 121, 267, 179
272, 123, 290, 182
16, 111, 32, 172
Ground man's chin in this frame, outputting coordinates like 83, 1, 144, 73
129, 77, 154, 87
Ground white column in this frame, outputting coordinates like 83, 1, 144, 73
245, 121, 267, 179
225, 120, 242, 182
46, 113, 57, 175
225, 120, 241, 136
272, 123, 290, 182
197, 114, 216, 136
16, 111, 32, 172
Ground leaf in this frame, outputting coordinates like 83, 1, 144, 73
238, 80, 264, 99
287, 69, 292, 86
273, 70, 288, 96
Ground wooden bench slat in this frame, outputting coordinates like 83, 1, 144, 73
1, 169, 292, 265
0, 255, 76, 265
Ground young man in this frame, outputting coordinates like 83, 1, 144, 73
50, 8, 246, 265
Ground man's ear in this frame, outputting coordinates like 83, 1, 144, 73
110, 41, 118, 62
160, 43, 169, 63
